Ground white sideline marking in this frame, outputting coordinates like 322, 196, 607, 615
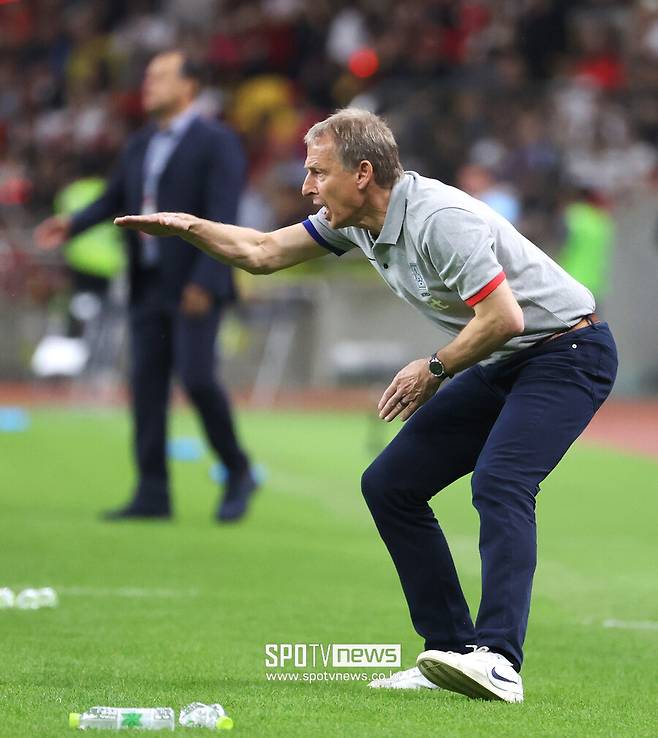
602, 619, 658, 631
56, 586, 199, 599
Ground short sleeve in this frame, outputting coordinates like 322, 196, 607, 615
303, 209, 358, 256
423, 208, 505, 306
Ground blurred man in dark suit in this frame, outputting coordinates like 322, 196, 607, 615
36, 50, 258, 522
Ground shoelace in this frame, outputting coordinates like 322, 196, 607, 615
443, 644, 481, 656
469, 646, 515, 669
445, 645, 510, 664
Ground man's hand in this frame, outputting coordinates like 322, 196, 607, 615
180, 283, 213, 316
114, 212, 197, 237
378, 358, 442, 422
35, 215, 72, 250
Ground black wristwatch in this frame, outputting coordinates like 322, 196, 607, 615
428, 352, 452, 380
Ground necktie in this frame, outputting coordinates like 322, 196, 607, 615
140, 129, 175, 267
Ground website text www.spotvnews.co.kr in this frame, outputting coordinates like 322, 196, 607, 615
264, 643, 401, 683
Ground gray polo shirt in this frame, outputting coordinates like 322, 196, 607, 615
302, 171, 595, 364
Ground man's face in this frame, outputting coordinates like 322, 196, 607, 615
302, 136, 364, 229
142, 53, 192, 116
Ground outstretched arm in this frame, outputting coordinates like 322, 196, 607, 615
114, 213, 328, 274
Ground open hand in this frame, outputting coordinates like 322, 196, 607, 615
378, 358, 442, 422
34, 215, 71, 250
114, 212, 196, 238
180, 283, 212, 316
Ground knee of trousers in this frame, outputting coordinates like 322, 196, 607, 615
180, 372, 219, 400
360, 460, 394, 513
130, 365, 168, 397
471, 466, 537, 516
361, 459, 423, 516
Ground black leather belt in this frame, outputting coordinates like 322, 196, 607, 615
544, 313, 600, 344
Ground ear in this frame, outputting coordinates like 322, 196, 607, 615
355, 160, 374, 190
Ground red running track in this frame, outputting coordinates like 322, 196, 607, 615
0, 383, 657, 460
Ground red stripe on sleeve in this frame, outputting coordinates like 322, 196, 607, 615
465, 271, 506, 307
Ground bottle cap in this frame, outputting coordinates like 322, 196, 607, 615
69, 713, 81, 728
216, 715, 234, 730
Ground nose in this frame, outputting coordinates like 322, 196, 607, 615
301, 173, 315, 197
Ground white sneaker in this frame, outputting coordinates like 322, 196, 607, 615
368, 666, 439, 690
417, 647, 523, 703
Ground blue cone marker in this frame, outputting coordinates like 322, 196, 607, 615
0, 407, 30, 433
167, 436, 204, 461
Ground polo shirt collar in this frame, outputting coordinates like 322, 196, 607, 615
373, 173, 410, 246
162, 105, 198, 138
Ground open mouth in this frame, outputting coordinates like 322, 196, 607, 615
313, 200, 332, 221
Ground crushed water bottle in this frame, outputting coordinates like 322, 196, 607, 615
12, 587, 58, 609
0, 588, 15, 608
69, 707, 175, 730
15, 588, 40, 609
179, 703, 233, 730
36, 587, 59, 607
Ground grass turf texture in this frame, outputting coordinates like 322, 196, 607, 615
1, 407, 657, 738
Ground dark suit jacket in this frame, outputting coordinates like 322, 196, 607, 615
70, 114, 246, 308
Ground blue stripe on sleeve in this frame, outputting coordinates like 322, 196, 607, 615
302, 218, 346, 256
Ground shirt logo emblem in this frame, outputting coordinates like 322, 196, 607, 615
409, 263, 430, 297
428, 297, 450, 311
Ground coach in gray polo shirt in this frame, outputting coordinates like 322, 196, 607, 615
115, 109, 618, 703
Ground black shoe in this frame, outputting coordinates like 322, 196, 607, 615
216, 468, 259, 522
101, 502, 171, 521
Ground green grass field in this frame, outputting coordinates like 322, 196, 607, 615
2, 407, 657, 738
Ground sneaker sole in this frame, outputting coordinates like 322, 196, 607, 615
417, 657, 522, 703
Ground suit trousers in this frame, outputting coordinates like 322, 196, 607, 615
361, 322, 618, 670
129, 301, 248, 509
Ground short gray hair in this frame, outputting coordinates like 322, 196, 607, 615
304, 109, 404, 188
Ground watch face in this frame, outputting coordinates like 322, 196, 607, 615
429, 357, 445, 378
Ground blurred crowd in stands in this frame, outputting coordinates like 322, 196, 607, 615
1, 0, 657, 302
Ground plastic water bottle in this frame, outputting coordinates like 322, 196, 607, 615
36, 587, 59, 608
69, 707, 175, 730
179, 703, 233, 730
15, 588, 40, 609
0, 588, 15, 608
13, 587, 58, 609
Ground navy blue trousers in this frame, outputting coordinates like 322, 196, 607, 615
361, 323, 617, 670
129, 304, 248, 510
